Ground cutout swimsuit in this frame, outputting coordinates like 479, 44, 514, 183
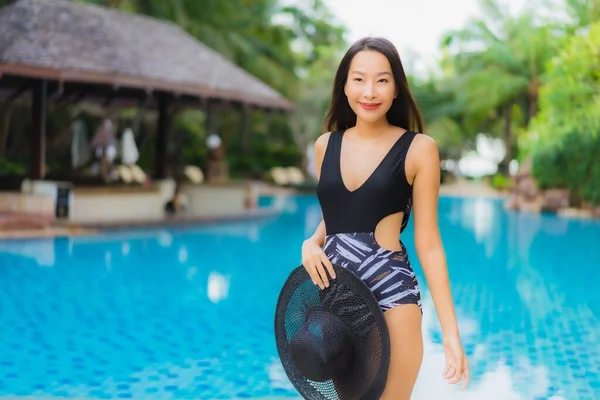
316, 130, 422, 313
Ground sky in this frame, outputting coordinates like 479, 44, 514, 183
326, 0, 527, 76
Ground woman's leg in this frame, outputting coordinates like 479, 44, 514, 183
379, 304, 423, 400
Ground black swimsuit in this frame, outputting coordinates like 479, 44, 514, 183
316, 130, 422, 313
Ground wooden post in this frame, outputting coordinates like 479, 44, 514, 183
30, 79, 47, 180
204, 100, 217, 136
241, 104, 253, 156
155, 94, 170, 179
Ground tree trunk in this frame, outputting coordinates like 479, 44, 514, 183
502, 103, 512, 176
0, 103, 13, 157
528, 76, 539, 121
108, 0, 123, 8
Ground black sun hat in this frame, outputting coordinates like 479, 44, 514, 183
274, 264, 391, 400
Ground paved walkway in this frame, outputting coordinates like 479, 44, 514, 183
0, 226, 96, 240
439, 179, 504, 198
0, 180, 501, 240
0, 208, 280, 240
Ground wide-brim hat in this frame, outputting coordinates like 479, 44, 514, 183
274, 264, 390, 400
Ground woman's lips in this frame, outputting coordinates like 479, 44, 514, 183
359, 102, 381, 111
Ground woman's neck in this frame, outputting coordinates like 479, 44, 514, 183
352, 118, 392, 139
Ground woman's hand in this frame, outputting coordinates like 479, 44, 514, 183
301, 238, 335, 289
442, 334, 470, 390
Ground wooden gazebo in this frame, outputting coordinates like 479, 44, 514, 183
0, 0, 292, 181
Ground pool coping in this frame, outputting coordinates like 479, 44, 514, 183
0, 397, 301, 400
0, 208, 281, 240
55, 207, 281, 229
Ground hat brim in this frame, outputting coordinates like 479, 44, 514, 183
274, 264, 391, 400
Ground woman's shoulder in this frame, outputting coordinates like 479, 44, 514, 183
407, 132, 440, 166
315, 131, 334, 153
410, 132, 437, 152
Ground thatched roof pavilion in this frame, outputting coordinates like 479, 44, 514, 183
0, 0, 292, 180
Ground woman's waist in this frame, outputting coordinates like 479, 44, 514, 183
323, 231, 408, 262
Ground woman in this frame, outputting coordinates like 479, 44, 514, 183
301, 36, 470, 399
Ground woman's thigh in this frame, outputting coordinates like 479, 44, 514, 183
379, 304, 423, 400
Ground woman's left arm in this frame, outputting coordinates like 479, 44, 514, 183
410, 135, 469, 389
410, 136, 458, 336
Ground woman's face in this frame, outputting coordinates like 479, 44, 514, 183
344, 50, 397, 124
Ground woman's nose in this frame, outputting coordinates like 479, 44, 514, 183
362, 84, 375, 99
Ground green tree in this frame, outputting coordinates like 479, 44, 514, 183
74, 0, 346, 175
540, 0, 599, 32
79, 0, 345, 101
529, 21, 600, 205
440, 0, 559, 173
411, 76, 468, 160
288, 45, 344, 172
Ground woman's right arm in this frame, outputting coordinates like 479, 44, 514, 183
307, 220, 326, 247
301, 132, 334, 288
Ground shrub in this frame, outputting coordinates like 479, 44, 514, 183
490, 173, 513, 191
528, 21, 600, 206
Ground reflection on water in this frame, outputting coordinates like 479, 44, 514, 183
207, 271, 230, 303
0, 194, 598, 399
121, 242, 131, 256
0, 239, 55, 267
178, 245, 188, 264
413, 296, 564, 400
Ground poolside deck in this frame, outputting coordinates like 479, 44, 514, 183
56, 206, 281, 230
0, 180, 504, 240
439, 179, 504, 198
1, 397, 301, 400
0, 207, 280, 240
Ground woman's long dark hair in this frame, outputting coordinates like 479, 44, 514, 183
324, 37, 424, 133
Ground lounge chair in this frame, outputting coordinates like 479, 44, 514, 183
129, 165, 148, 185
270, 167, 290, 186
270, 166, 317, 192
116, 165, 134, 184
286, 167, 305, 185
184, 165, 204, 184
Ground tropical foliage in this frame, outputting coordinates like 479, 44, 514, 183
78, 0, 347, 177
414, 0, 599, 204
1, 0, 598, 205
528, 21, 600, 205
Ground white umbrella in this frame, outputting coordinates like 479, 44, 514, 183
91, 119, 117, 148
458, 151, 498, 178
206, 133, 222, 150
476, 134, 505, 164
121, 128, 139, 165
71, 119, 90, 168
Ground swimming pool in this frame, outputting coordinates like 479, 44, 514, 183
0, 194, 598, 399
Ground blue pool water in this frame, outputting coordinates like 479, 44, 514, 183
0, 194, 599, 399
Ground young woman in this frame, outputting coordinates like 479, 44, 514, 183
301, 36, 470, 399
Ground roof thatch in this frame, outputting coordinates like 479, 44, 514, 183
0, 0, 292, 110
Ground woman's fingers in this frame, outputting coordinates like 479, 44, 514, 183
461, 356, 470, 390
314, 259, 329, 288
302, 259, 322, 288
442, 364, 450, 376
443, 359, 469, 388
448, 369, 462, 385
303, 251, 336, 290
321, 253, 336, 280
443, 366, 456, 379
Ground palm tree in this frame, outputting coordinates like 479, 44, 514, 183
541, 0, 599, 31
441, 0, 559, 173
80, 0, 345, 101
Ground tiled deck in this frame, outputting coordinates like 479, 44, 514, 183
0, 208, 281, 240
56, 207, 281, 230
